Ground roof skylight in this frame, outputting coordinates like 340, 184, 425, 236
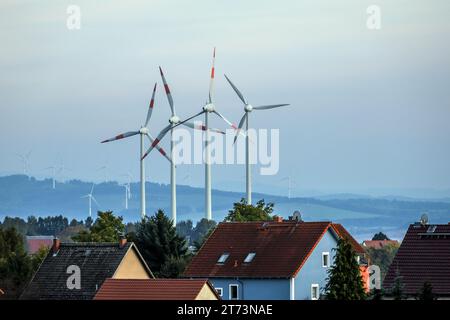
244, 252, 256, 263
217, 253, 230, 264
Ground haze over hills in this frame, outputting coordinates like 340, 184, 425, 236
0, 175, 449, 241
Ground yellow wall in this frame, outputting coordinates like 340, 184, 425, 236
113, 248, 152, 279
195, 284, 219, 300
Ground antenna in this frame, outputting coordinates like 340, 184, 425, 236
292, 210, 302, 222
420, 213, 429, 226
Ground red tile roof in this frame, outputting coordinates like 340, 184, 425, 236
362, 240, 399, 249
331, 223, 365, 254
94, 279, 219, 300
184, 221, 360, 278
383, 223, 450, 296
26, 236, 53, 254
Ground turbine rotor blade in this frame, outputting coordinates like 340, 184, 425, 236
91, 196, 100, 207
172, 110, 206, 130
208, 47, 216, 104
182, 121, 225, 134
145, 83, 157, 127
159, 67, 175, 116
143, 133, 173, 164
253, 104, 290, 110
141, 124, 172, 159
233, 113, 248, 144
212, 110, 237, 130
224, 74, 247, 104
101, 131, 139, 143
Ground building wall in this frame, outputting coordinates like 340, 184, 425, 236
195, 284, 220, 300
113, 248, 152, 279
293, 229, 338, 300
209, 278, 290, 300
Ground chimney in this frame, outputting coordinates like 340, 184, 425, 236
119, 233, 127, 248
234, 260, 238, 267
273, 216, 283, 223
52, 237, 61, 253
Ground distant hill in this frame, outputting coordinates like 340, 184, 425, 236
0, 175, 449, 241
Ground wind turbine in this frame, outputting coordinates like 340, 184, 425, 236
142, 66, 225, 226
101, 83, 172, 219
17, 151, 31, 179
81, 183, 99, 218
224, 74, 289, 205
121, 183, 130, 209
280, 176, 296, 199
44, 165, 57, 189
143, 48, 236, 221
122, 172, 133, 200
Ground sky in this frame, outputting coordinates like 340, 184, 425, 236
1, 0, 450, 198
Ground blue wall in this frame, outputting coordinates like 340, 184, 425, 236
293, 229, 338, 299
207, 228, 339, 300
210, 278, 290, 300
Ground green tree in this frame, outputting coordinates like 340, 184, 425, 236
72, 211, 125, 242
417, 281, 435, 300
365, 243, 399, 280
324, 238, 366, 300
134, 209, 188, 277
390, 269, 405, 300
372, 232, 390, 241
225, 198, 274, 222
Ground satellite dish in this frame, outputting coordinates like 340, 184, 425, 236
420, 213, 429, 226
292, 210, 302, 221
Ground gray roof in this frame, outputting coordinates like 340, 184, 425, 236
20, 242, 151, 300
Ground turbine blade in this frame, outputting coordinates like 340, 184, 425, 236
182, 122, 225, 134
90, 183, 95, 194
159, 67, 175, 116
213, 110, 238, 130
145, 83, 157, 126
253, 104, 290, 110
91, 196, 100, 207
208, 47, 216, 104
101, 131, 139, 143
144, 133, 173, 164
224, 74, 247, 104
233, 113, 248, 144
141, 124, 172, 159
172, 110, 206, 130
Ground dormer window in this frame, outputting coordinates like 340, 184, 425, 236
217, 253, 230, 264
244, 252, 256, 263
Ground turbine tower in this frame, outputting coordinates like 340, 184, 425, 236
145, 48, 236, 221
17, 151, 31, 180
44, 165, 57, 189
142, 66, 224, 225
101, 83, 172, 219
81, 183, 99, 218
224, 74, 289, 204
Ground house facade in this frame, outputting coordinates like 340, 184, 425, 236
184, 219, 366, 300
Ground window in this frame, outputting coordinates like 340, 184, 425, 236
215, 288, 223, 297
244, 252, 256, 263
217, 253, 229, 264
311, 284, 319, 300
322, 252, 330, 267
229, 284, 239, 300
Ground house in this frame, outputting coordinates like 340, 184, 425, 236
184, 217, 366, 300
362, 240, 399, 249
20, 237, 153, 300
383, 222, 450, 299
94, 278, 220, 300
26, 235, 54, 254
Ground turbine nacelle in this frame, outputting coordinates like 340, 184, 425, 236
244, 104, 253, 112
203, 103, 215, 113
139, 127, 149, 134
169, 115, 180, 124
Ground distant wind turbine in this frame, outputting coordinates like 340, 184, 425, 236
280, 176, 296, 199
17, 151, 32, 180
225, 74, 289, 205
81, 183, 99, 218
121, 183, 130, 209
44, 165, 57, 189
101, 83, 172, 219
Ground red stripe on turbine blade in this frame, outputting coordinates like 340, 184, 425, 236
211, 67, 215, 79
164, 84, 170, 94
150, 99, 154, 108
232, 124, 237, 130
151, 138, 160, 147
116, 134, 125, 140
159, 148, 166, 156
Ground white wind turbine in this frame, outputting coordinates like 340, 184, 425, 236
81, 183, 99, 218
121, 183, 130, 209
144, 48, 236, 221
17, 151, 31, 180
44, 165, 57, 189
142, 66, 224, 225
101, 83, 172, 219
280, 176, 296, 199
224, 74, 289, 205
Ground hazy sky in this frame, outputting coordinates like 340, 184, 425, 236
1, 0, 449, 197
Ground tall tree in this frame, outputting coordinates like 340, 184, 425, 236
225, 198, 274, 222
372, 232, 390, 241
390, 269, 405, 300
72, 211, 124, 242
417, 281, 435, 300
134, 209, 188, 277
324, 238, 366, 300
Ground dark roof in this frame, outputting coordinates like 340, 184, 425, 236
184, 221, 359, 278
26, 236, 53, 254
20, 242, 152, 300
383, 223, 450, 296
94, 279, 220, 300
331, 223, 365, 254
